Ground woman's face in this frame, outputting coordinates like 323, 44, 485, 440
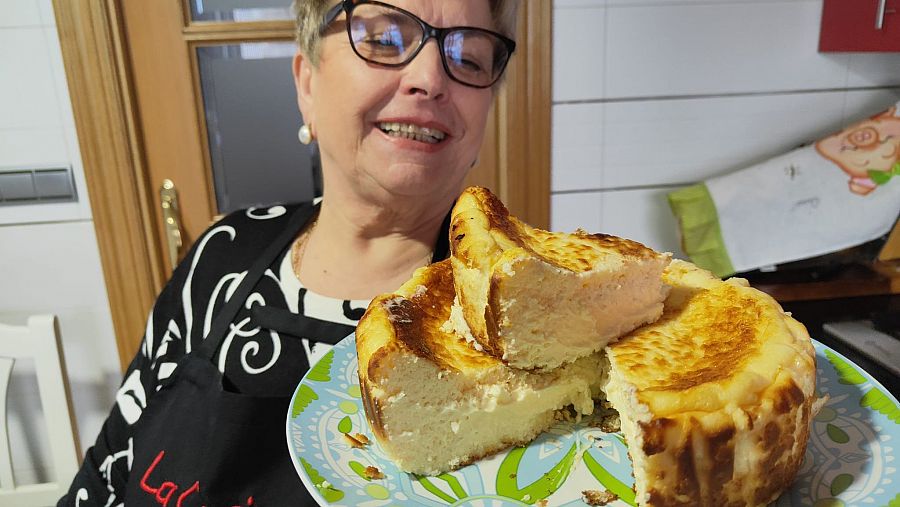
294, 0, 496, 204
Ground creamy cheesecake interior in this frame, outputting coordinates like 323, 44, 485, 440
365, 343, 606, 475
449, 186, 671, 370
358, 260, 608, 475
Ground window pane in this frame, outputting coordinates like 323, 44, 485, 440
189, 0, 292, 22
196, 42, 319, 214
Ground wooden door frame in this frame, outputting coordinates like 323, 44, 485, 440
53, 0, 552, 371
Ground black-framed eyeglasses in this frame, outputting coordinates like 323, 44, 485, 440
320, 0, 516, 89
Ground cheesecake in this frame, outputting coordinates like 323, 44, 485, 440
356, 260, 607, 476
605, 259, 817, 506
355, 188, 817, 506
448, 186, 671, 370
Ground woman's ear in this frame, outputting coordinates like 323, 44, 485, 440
293, 50, 315, 126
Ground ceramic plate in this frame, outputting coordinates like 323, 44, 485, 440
287, 335, 900, 506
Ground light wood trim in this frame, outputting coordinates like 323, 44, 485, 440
877, 219, 900, 262
182, 28, 295, 42
53, 0, 165, 370
184, 21, 295, 35
506, 0, 552, 229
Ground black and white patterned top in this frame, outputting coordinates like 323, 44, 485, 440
58, 203, 376, 506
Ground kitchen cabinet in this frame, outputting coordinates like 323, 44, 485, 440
819, 0, 900, 52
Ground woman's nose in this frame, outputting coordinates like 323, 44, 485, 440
401, 40, 448, 100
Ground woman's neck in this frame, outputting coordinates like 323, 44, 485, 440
293, 193, 452, 300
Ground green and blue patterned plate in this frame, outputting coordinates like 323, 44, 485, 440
287, 335, 900, 506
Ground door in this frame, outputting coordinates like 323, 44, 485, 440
55, 0, 551, 369
121, 1, 319, 270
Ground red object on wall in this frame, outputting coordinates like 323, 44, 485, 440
819, 0, 900, 52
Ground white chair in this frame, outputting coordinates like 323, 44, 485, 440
0, 315, 81, 506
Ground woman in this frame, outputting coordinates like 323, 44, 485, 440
59, 0, 518, 505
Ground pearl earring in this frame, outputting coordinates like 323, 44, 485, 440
298, 124, 314, 145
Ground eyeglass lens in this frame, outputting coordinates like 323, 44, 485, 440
348, 3, 509, 87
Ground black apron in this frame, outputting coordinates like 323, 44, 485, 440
123, 205, 330, 507
122, 204, 452, 506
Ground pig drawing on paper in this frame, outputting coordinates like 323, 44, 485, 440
815, 106, 900, 196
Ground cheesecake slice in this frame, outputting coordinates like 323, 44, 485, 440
449, 186, 671, 370
605, 259, 818, 506
356, 260, 606, 475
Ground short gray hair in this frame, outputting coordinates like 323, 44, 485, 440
292, 0, 520, 65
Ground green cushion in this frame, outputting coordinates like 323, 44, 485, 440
667, 183, 736, 278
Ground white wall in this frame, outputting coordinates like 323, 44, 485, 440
550, 0, 900, 258
1, 0, 120, 487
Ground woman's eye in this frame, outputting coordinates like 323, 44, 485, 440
456, 53, 491, 74
357, 31, 405, 56
460, 59, 483, 72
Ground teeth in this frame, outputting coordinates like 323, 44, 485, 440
378, 122, 447, 144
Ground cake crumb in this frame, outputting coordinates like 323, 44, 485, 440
344, 433, 369, 448
589, 402, 621, 433
364, 466, 385, 480
536, 500, 549, 507
554, 406, 577, 422
582, 489, 618, 506
599, 413, 621, 433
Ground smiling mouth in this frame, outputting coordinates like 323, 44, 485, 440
378, 122, 447, 144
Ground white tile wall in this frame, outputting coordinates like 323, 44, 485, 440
551, 192, 603, 233
36, 0, 54, 26
842, 87, 900, 120
553, 88, 900, 193
552, 187, 688, 258
45, 25, 75, 129
846, 53, 900, 87
0, 27, 60, 129
0, 0, 42, 28
555, 0, 605, 8
595, 186, 687, 256
552, 5, 606, 102
0, 127, 68, 165
551, 0, 900, 258
0, 222, 120, 383
0, 1, 92, 225
1, 0, 119, 488
600, 92, 844, 187
604, 2, 852, 99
